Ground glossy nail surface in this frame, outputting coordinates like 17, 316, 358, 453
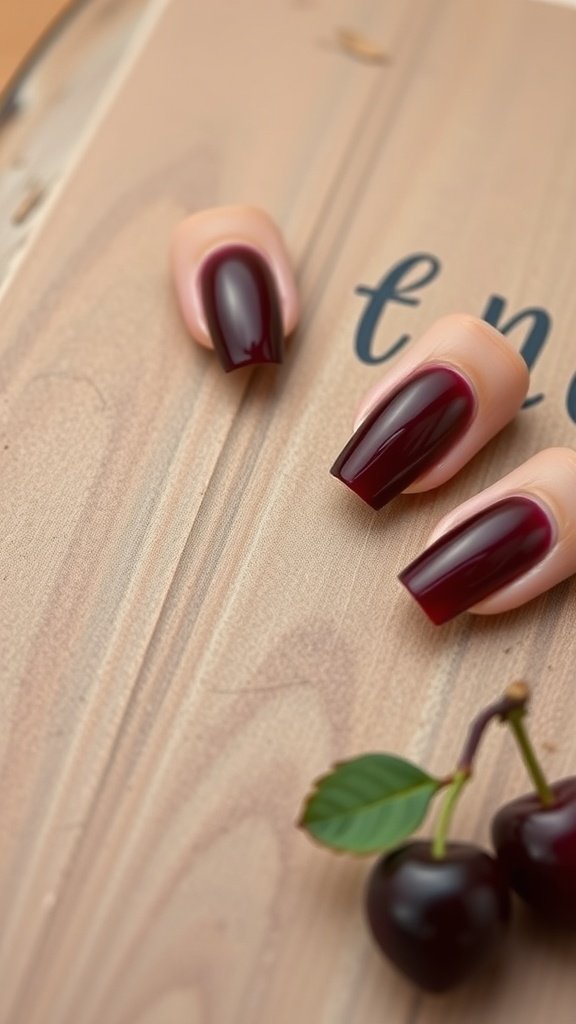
399, 496, 554, 625
331, 366, 475, 510
199, 245, 283, 371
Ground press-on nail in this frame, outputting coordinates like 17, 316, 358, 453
199, 245, 283, 371
331, 365, 475, 510
399, 496, 554, 624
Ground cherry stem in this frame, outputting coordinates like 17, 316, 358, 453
432, 770, 468, 859
457, 682, 530, 774
432, 681, 534, 859
506, 708, 554, 806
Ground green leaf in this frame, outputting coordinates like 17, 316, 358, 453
299, 754, 442, 855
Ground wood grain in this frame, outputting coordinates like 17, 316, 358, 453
1, 0, 576, 1021
0, 0, 151, 280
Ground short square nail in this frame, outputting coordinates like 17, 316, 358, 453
330, 366, 475, 510
399, 496, 554, 625
200, 245, 284, 371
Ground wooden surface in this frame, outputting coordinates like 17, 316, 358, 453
2, 0, 576, 1021
0, 0, 72, 91
0, 0, 151, 280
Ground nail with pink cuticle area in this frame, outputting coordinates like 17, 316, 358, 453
399, 448, 576, 623
171, 205, 299, 372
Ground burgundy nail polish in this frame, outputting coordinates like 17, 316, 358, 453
200, 245, 283, 372
330, 366, 475, 510
399, 496, 554, 625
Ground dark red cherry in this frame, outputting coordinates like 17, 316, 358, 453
365, 841, 510, 992
492, 776, 576, 925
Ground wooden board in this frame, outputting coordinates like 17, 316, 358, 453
0, 0, 151, 280
1, 0, 576, 1021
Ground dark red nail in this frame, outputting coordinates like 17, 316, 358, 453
330, 366, 475, 510
399, 496, 554, 625
200, 245, 283, 372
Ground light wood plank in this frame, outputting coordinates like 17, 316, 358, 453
0, 0, 152, 280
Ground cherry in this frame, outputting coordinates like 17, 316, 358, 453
492, 776, 576, 925
365, 841, 510, 992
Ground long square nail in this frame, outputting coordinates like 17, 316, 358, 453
399, 496, 554, 624
330, 366, 475, 510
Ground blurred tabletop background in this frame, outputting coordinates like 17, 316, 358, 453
0, 0, 572, 285
0, 0, 152, 281
0, 0, 69, 91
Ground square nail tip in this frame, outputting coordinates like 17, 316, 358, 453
329, 469, 397, 511
221, 354, 284, 373
327, 466, 403, 509
397, 574, 459, 626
